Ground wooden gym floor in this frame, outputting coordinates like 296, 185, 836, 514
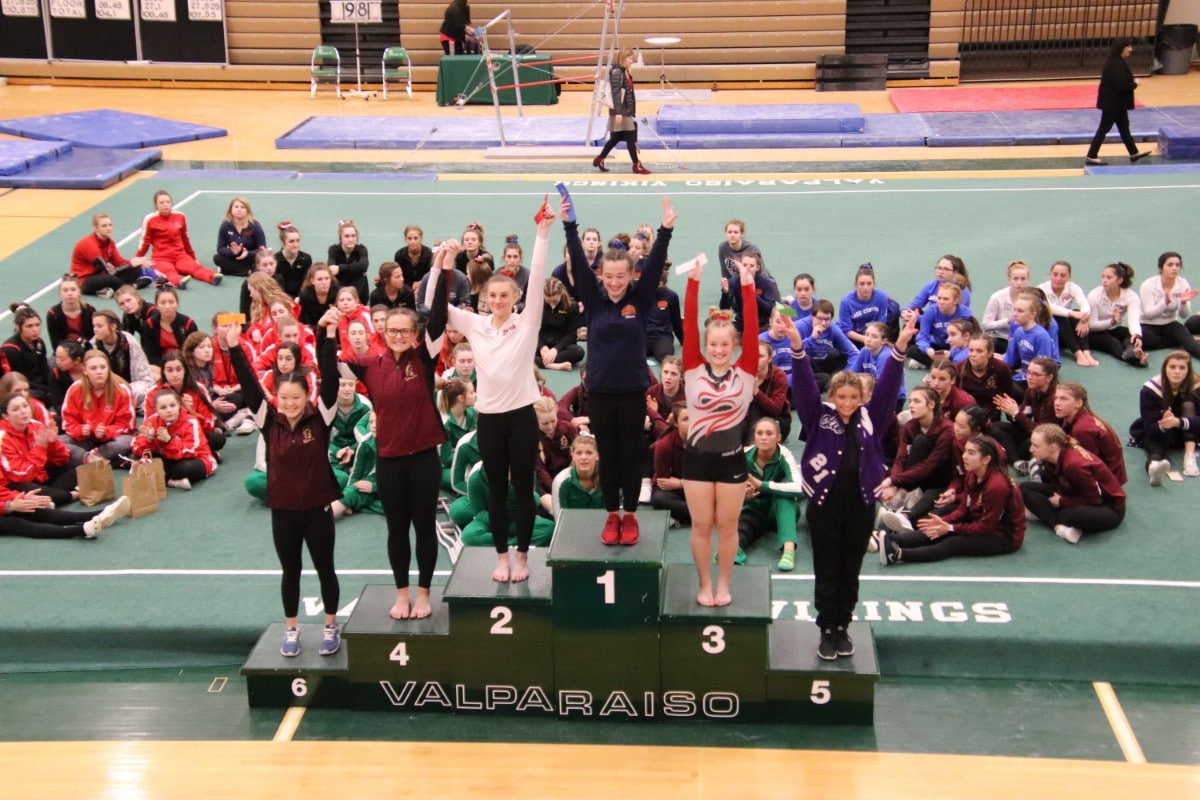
2, 74, 1200, 799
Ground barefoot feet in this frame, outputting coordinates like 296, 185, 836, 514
389, 587, 411, 620
410, 587, 433, 619
713, 585, 732, 607
492, 553, 511, 583
510, 550, 530, 583
696, 584, 715, 607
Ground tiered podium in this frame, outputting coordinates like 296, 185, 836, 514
242, 510, 878, 724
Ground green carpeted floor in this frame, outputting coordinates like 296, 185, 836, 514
2, 174, 1199, 687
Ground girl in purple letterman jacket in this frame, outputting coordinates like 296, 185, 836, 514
780, 313, 918, 661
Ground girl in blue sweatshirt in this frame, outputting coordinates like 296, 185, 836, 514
908, 282, 973, 367
837, 264, 893, 346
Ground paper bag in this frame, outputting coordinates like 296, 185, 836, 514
132, 458, 168, 500
122, 471, 160, 518
76, 460, 115, 507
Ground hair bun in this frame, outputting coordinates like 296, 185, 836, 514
277, 221, 292, 230
706, 307, 734, 323
608, 240, 628, 251
505, 234, 519, 245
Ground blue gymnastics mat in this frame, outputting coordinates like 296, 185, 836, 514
654, 103, 865, 135
0, 139, 73, 176
1159, 125, 1200, 160
277, 115, 607, 149
0, 147, 161, 189
919, 107, 1191, 147
0, 109, 225, 149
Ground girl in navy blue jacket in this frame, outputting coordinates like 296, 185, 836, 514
782, 312, 918, 661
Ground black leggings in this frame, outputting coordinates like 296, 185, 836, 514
646, 336, 676, 363
534, 344, 585, 368
213, 254, 254, 277
1087, 108, 1137, 158
650, 487, 690, 523
163, 457, 209, 483
806, 491, 875, 630
598, 125, 640, 164
891, 529, 1018, 562
11, 462, 78, 507
1020, 483, 1124, 534
898, 431, 951, 491
588, 390, 648, 513
376, 447, 441, 589
271, 506, 338, 619
1089, 326, 1144, 365
1055, 316, 1087, 354
81, 267, 145, 295
1141, 422, 1195, 464
477, 405, 539, 553
1141, 322, 1200, 359
0, 506, 97, 539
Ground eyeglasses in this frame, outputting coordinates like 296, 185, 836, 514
385, 328, 416, 337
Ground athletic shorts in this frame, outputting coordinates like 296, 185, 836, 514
682, 447, 748, 485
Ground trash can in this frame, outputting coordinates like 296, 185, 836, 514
1158, 24, 1198, 75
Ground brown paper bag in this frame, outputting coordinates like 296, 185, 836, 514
131, 458, 168, 500
76, 460, 115, 507
122, 471, 160, 518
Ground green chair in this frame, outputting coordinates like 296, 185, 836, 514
310, 45, 341, 98
382, 46, 412, 99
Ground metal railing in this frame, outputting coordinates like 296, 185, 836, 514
959, 0, 1161, 80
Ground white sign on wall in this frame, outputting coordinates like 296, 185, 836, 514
188, 0, 221, 21
141, 0, 177, 22
49, 0, 87, 19
95, 0, 132, 20
1, 0, 40, 17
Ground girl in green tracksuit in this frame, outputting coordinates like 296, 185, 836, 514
739, 417, 805, 571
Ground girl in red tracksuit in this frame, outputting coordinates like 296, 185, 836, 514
61, 351, 137, 466
334, 286, 375, 353
132, 389, 217, 489
0, 482, 130, 539
146, 352, 226, 456
135, 189, 221, 288
0, 393, 78, 506
0, 373, 55, 430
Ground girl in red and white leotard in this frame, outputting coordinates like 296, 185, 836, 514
682, 257, 759, 608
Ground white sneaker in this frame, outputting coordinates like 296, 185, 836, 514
96, 287, 115, 299
1184, 455, 1199, 477
1054, 524, 1083, 544
1148, 459, 1170, 487
168, 478, 192, 491
1013, 460, 1032, 476
237, 418, 257, 435
83, 519, 100, 538
866, 530, 880, 552
1025, 507, 1037, 521
884, 488, 907, 511
93, 495, 132, 532
906, 359, 925, 370
638, 477, 652, 504
879, 509, 914, 533
903, 487, 924, 512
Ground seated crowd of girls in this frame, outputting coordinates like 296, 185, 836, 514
3, 193, 1193, 652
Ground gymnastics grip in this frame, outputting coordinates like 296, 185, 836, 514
556, 182, 576, 222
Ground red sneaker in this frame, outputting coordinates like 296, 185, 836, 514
619, 513, 639, 545
601, 512, 621, 545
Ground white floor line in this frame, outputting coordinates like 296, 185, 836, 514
1, 569, 1198, 589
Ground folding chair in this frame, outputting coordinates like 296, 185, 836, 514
310, 45, 341, 98
381, 46, 412, 99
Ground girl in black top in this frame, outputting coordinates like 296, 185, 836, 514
275, 223, 313, 299
439, 0, 474, 55
327, 220, 370, 304
2, 304, 52, 403
298, 263, 339, 328
1086, 38, 1151, 165
536, 277, 584, 370
228, 311, 343, 659
368, 261, 417, 310
393, 224, 434, 286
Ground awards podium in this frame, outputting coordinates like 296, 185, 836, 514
242, 510, 878, 724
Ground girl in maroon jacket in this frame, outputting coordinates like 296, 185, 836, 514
991, 355, 1059, 471
1054, 382, 1127, 484
878, 386, 955, 511
228, 314, 342, 659
650, 403, 690, 526
1023, 423, 1125, 544
878, 434, 1024, 564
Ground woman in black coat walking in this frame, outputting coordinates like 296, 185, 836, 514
1086, 38, 1151, 166
593, 48, 650, 175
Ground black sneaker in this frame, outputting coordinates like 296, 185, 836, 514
817, 628, 838, 661
880, 533, 902, 566
834, 626, 854, 657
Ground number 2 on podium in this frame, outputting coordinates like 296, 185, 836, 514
596, 570, 615, 604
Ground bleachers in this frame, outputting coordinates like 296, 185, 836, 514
0, 0, 971, 87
